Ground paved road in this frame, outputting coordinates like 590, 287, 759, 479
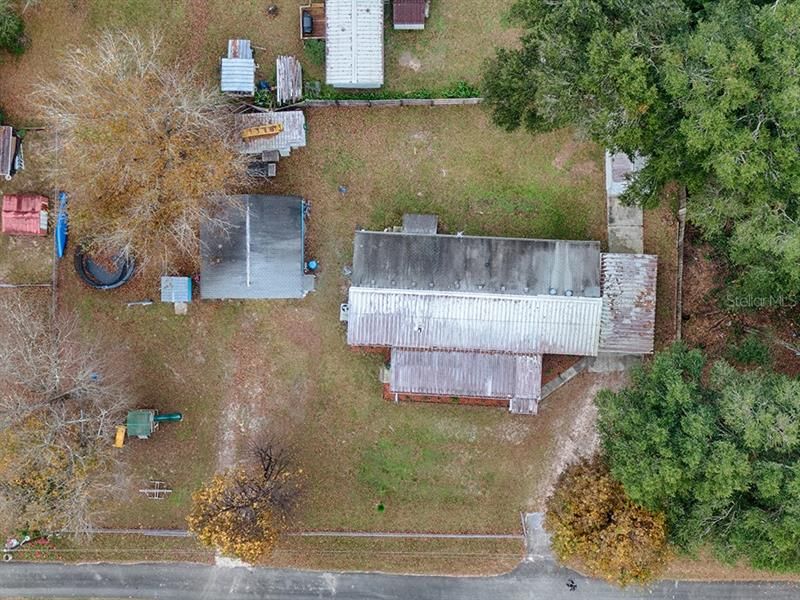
0, 561, 797, 600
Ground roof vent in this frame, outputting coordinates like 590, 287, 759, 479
549, 287, 557, 295
564, 289, 574, 297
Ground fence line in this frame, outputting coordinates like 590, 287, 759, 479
300, 97, 483, 108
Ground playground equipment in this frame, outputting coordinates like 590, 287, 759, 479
241, 123, 284, 141
114, 410, 183, 446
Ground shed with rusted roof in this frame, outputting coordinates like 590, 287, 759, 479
220, 39, 256, 96
393, 0, 428, 30
1, 194, 48, 236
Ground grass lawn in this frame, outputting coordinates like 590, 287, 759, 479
46, 107, 605, 557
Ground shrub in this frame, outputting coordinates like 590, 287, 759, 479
545, 456, 669, 586
304, 39, 325, 67
0, 0, 25, 55
727, 333, 771, 366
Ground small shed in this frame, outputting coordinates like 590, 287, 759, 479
160, 276, 192, 303
221, 39, 256, 96
325, 0, 384, 88
1, 194, 48, 236
0, 126, 21, 180
235, 111, 307, 158
393, 0, 428, 30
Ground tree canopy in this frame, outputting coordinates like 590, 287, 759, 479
483, 0, 800, 298
37, 31, 249, 270
597, 344, 800, 571
0, 296, 129, 535
545, 456, 669, 585
187, 442, 301, 562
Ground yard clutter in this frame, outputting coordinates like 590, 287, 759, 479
0, 125, 22, 180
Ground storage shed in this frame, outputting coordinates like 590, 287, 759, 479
0, 126, 22, 180
160, 276, 192, 303
393, 0, 428, 30
220, 39, 256, 96
1, 194, 48, 236
325, 0, 384, 88
235, 111, 307, 158
200, 195, 315, 300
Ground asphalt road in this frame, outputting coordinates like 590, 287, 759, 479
0, 561, 798, 600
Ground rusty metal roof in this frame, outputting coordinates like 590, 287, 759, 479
1, 194, 48, 236
390, 349, 542, 413
393, 0, 427, 27
347, 287, 602, 356
599, 253, 658, 354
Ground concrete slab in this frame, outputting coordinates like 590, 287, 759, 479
524, 512, 553, 562
588, 353, 642, 373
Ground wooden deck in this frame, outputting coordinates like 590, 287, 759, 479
300, 3, 325, 40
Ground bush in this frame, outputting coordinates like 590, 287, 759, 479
0, 0, 25, 54
727, 333, 771, 366
545, 456, 669, 586
304, 39, 325, 67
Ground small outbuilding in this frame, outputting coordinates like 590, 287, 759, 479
325, 0, 384, 88
160, 276, 192, 303
200, 195, 315, 300
235, 111, 307, 158
1, 194, 48, 236
393, 0, 429, 30
0, 126, 22, 180
220, 39, 257, 96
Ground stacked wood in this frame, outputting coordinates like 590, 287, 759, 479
276, 55, 303, 106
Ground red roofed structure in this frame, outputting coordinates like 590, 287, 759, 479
393, 0, 428, 30
2, 194, 48, 236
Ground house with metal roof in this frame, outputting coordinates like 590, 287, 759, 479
220, 39, 256, 96
393, 0, 428, 30
325, 0, 384, 88
342, 215, 657, 415
200, 195, 315, 300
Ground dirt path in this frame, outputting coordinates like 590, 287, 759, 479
528, 372, 627, 508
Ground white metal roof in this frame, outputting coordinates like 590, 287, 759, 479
347, 287, 602, 356
325, 0, 384, 88
221, 58, 256, 94
235, 111, 307, 157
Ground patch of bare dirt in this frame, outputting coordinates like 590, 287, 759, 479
528, 372, 627, 509
552, 139, 598, 178
398, 51, 422, 72
682, 230, 800, 376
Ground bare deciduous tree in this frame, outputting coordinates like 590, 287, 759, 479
0, 295, 130, 535
36, 31, 249, 271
